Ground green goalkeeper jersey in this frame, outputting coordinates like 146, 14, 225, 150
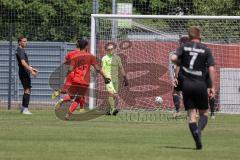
101, 53, 123, 82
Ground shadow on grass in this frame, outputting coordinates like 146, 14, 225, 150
163, 146, 195, 150
55, 101, 105, 121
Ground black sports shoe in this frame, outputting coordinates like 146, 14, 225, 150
196, 142, 202, 150
105, 111, 111, 115
112, 109, 119, 116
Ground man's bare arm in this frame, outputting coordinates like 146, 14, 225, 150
93, 64, 109, 80
208, 66, 215, 98
20, 59, 38, 76
175, 65, 180, 78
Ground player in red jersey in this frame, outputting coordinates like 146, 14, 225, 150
55, 39, 110, 120
52, 39, 86, 112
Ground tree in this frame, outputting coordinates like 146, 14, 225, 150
0, 0, 239, 41
133, 0, 240, 15
0, 0, 93, 41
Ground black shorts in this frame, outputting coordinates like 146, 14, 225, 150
182, 79, 208, 110
19, 71, 32, 89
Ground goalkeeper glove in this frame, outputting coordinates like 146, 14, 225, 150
103, 77, 111, 84
123, 76, 128, 86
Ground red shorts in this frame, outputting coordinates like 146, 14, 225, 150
68, 82, 89, 97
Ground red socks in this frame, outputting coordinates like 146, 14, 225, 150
69, 98, 81, 113
80, 97, 85, 109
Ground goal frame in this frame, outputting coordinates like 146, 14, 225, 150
89, 14, 240, 110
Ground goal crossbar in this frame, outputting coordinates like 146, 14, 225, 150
91, 14, 240, 20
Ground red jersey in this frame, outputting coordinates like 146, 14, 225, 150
70, 51, 98, 85
64, 50, 79, 66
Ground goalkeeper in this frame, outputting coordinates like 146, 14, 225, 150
102, 43, 128, 115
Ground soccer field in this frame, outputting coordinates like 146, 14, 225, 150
0, 110, 239, 160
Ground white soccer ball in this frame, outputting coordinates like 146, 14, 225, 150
155, 96, 163, 104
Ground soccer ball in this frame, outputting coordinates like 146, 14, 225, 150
155, 96, 163, 105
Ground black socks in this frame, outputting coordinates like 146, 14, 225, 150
22, 93, 30, 108
198, 115, 208, 131
189, 123, 202, 150
173, 95, 180, 112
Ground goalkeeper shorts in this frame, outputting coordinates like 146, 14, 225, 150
106, 81, 118, 94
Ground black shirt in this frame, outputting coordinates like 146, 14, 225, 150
176, 41, 215, 81
16, 46, 30, 74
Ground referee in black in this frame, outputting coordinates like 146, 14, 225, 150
171, 26, 215, 150
16, 36, 38, 115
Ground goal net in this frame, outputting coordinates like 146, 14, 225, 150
90, 14, 240, 114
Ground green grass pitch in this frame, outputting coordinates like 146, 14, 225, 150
0, 110, 239, 160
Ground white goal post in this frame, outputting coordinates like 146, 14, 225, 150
90, 14, 240, 114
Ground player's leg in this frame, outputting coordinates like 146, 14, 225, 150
172, 90, 181, 118
194, 81, 209, 150
195, 86, 209, 130
106, 81, 115, 115
110, 93, 119, 116
55, 83, 75, 113
198, 109, 208, 133
65, 85, 88, 120
196, 109, 208, 150
79, 97, 85, 113
182, 81, 202, 150
69, 97, 80, 113
19, 74, 32, 115
106, 81, 119, 115
54, 87, 75, 110
78, 85, 90, 113
188, 108, 202, 150
65, 97, 81, 120
112, 81, 119, 115
108, 94, 114, 115
107, 93, 118, 115
54, 94, 73, 110
22, 88, 32, 114
64, 84, 78, 120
